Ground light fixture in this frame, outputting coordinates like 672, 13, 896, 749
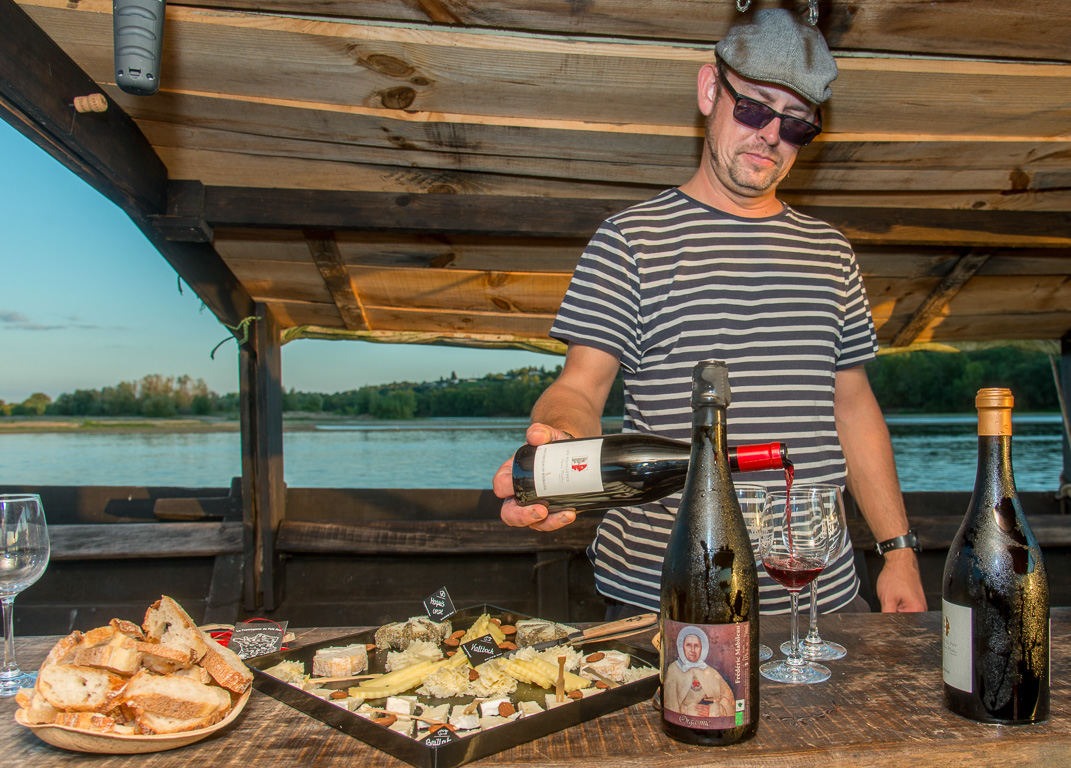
113, 0, 166, 95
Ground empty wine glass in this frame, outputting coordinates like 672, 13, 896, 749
759, 488, 834, 685
0, 494, 50, 696
779, 484, 848, 661
735, 483, 772, 662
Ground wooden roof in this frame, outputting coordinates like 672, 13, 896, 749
4, 0, 1071, 354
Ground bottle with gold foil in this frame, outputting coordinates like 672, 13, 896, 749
942, 388, 1049, 724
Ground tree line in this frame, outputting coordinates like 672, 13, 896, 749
1, 347, 1061, 420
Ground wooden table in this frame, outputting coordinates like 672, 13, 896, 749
5, 610, 1069, 767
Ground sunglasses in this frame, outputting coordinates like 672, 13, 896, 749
717, 67, 822, 147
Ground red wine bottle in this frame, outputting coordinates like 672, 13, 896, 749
942, 388, 1049, 725
512, 435, 786, 513
660, 360, 759, 746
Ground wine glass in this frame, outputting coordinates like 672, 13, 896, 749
0, 494, 50, 696
759, 488, 834, 685
779, 484, 848, 661
735, 483, 772, 663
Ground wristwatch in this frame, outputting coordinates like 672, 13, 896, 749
875, 528, 921, 556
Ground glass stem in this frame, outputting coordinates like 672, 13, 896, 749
0, 597, 18, 680
786, 588, 803, 667
804, 581, 822, 645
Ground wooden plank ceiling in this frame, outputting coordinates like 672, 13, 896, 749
8, 0, 1071, 352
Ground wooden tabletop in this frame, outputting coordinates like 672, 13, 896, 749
5, 610, 1069, 768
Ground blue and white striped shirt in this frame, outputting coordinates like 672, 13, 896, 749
551, 188, 878, 614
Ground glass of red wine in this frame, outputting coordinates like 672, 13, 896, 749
779, 484, 848, 661
759, 488, 834, 685
735, 483, 772, 662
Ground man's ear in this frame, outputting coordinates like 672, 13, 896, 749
697, 62, 718, 116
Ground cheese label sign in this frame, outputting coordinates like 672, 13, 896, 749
423, 587, 457, 622
423, 726, 459, 747
461, 633, 504, 665
228, 620, 288, 659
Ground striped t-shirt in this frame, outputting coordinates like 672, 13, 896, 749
550, 188, 878, 614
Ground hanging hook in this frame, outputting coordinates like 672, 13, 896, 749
737, 0, 751, 11
807, 0, 819, 25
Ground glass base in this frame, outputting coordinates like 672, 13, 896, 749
0, 668, 37, 697
760, 659, 830, 685
758, 644, 773, 663
781, 639, 846, 661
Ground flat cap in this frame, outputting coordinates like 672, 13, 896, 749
714, 9, 837, 105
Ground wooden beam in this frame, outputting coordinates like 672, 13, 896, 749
162, 0, 1071, 61
890, 249, 993, 347
239, 303, 286, 611
304, 231, 370, 331
49, 522, 243, 560
153, 180, 214, 243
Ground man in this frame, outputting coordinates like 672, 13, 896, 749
492, 9, 926, 617
663, 627, 735, 720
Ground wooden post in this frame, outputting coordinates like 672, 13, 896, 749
240, 303, 286, 610
1061, 333, 1071, 511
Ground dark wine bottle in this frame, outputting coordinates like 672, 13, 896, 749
942, 388, 1049, 725
512, 435, 786, 513
660, 360, 759, 745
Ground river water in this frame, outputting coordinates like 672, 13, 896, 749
0, 415, 1064, 491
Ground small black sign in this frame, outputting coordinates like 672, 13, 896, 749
227, 620, 288, 659
460, 633, 504, 665
423, 587, 456, 622
423, 725, 459, 747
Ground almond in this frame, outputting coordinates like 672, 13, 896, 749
468, 668, 480, 681
444, 636, 460, 647
365, 644, 377, 652
490, 618, 502, 626
568, 690, 584, 700
446, 650, 456, 657
585, 652, 605, 663
499, 624, 517, 635
498, 702, 516, 717
330, 690, 349, 700
498, 641, 518, 650
595, 680, 610, 689
372, 714, 397, 727
449, 629, 466, 640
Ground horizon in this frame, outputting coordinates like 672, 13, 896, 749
0, 121, 557, 405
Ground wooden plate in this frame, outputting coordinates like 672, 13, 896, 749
15, 687, 251, 754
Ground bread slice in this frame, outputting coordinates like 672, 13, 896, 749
16, 687, 59, 725
53, 712, 118, 732
142, 596, 251, 692
142, 597, 208, 665
172, 664, 213, 685
38, 631, 85, 668
136, 706, 228, 735
134, 640, 193, 675
71, 644, 142, 676
123, 669, 232, 720
37, 664, 127, 713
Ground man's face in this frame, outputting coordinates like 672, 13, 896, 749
683, 634, 703, 663
703, 66, 814, 198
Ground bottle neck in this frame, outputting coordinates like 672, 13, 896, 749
973, 433, 1018, 500
691, 404, 731, 479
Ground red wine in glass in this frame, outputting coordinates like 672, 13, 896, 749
762, 554, 824, 591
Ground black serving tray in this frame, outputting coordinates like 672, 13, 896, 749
248, 605, 659, 768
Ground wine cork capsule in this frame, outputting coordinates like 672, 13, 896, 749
73, 94, 108, 113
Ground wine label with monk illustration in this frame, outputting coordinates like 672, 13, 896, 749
661, 619, 750, 729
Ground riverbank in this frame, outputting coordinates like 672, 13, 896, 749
0, 413, 367, 434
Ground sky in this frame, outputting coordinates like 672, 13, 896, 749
0, 120, 556, 405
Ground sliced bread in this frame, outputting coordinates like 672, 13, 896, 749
142, 597, 209, 665
15, 688, 59, 725
36, 664, 127, 713
71, 643, 142, 676
122, 669, 232, 720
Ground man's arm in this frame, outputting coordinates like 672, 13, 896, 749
492, 344, 621, 531
834, 365, 928, 612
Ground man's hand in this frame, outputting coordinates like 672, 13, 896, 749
875, 549, 928, 612
493, 423, 578, 532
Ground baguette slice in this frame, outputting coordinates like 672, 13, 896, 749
16, 687, 59, 725
37, 664, 127, 713
134, 640, 193, 675
38, 631, 85, 669
135, 706, 228, 736
123, 669, 232, 720
142, 597, 208, 665
53, 712, 118, 732
142, 596, 252, 693
71, 643, 142, 676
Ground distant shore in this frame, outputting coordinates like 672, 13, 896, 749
0, 413, 366, 434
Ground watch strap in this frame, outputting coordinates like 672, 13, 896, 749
875, 528, 921, 555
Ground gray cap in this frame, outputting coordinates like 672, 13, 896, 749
714, 9, 837, 105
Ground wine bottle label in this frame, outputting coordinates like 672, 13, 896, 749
942, 598, 972, 692
661, 619, 750, 729
533, 439, 604, 497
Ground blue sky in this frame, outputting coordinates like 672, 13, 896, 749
0, 120, 556, 405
